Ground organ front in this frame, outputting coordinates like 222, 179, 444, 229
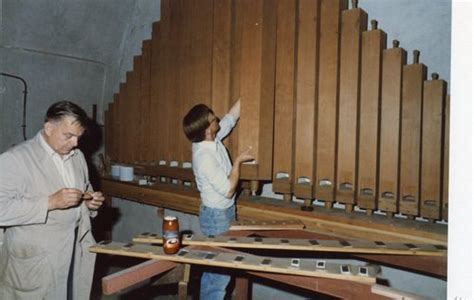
102, 0, 448, 276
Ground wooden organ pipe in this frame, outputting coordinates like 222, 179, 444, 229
104, 0, 450, 223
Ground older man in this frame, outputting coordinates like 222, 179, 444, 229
0, 101, 104, 299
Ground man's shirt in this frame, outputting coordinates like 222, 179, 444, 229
192, 113, 237, 209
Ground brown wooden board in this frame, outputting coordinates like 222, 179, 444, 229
399, 61, 427, 217
272, 0, 297, 196
293, 0, 319, 199
149, 21, 162, 163
111, 95, 119, 162
90, 241, 378, 284
140, 40, 152, 162
442, 95, 450, 221
336, 8, 367, 207
314, 0, 348, 203
104, 103, 112, 160
357, 27, 387, 211
230, 219, 304, 231
420, 77, 447, 220
117, 83, 125, 162
211, 0, 232, 120
377, 44, 407, 214
238, 0, 276, 180
131, 57, 141, 163
133, 233, 446, 257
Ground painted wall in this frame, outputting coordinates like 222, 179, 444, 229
0, 0, 452, 299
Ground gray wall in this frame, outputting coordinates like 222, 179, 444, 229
1, 0, 451, 299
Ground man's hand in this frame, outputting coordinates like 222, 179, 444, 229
83, 191, 105, 211
228, 98, 241, 120
235, 146, 254, 164
48, 188, 83, 211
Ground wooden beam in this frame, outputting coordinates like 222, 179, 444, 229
101, 259, 178, 295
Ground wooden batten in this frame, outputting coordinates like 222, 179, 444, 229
314, 0, 348, 204
293, 0, 320, 199
140, 40, 152, 162
131, 56, 141, 163
335, 7, 368, 209
399, 54, 427, 218
356, 22, 386, 213
272, 0, 297, 197
211, 0, 232, 120
420, 75, 447, 220
442, 95, 450, 221
238, 0, 276, 181
112, 95, 119, 161
377, 42, 407, 215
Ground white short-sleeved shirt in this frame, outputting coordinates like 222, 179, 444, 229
192, 113, 237, 209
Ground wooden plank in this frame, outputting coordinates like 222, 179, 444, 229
314, 0, 347, 204
399, 52, 427, 217
101, 259, 178, 295
420, 74, 447, 220
238, 0, 276, 180
140, 40, 152, 162
377, 41, 407, 215
229, 219, 305, 231
117, 83, 126, 162
211, 0, 232, 118
90, 241, 378, 284
371, 284, 430, 300
130, 57, 141, 163
336, 7, 368, 208
442, 95, 450, 221
293, 0, 319, 199
357, 21, 387, 212
272, 0, 297, 196
133, 233, 446, 256
236, 197, 447, 245
111, 94, 119, 162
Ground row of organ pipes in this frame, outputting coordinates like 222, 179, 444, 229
104, 0, 449, 222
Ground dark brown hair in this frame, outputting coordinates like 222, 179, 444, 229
182, 104, 213, 143
45, 101, 89, 128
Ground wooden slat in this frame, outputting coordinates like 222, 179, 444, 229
102, 259, 178, 295
336, 7, 367, 209
230, 219, 304, 231
356, 22, 387, 212
293, 0, 319, 199
272, 0, 297, 196
238, 0, 276, 180
420, 75, 446, 220
377, 42, 407, 215
314, 0, 348, 204
399, 54, 427, 218
442, 95, 450, 221
133, 233, 446, 256
211, 0, 232, 118
111, 94, 119, 162
90, 241, 378, 284
117, 83, 125, 162
131, 56, 141, 163
140, 40, 152, 162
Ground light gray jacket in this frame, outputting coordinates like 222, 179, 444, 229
0, 131, 96, 299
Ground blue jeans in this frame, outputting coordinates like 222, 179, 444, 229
199, 205, 235, 300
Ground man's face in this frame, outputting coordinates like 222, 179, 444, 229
43, 116, 85, 156
207, 113, 220, 137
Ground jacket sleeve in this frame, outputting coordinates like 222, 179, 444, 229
0, 151, 48, 226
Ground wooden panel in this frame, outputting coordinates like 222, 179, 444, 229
356, 23, 387, 212
131, 57, 141, 163
238, 0, 276, 180
293, 0, 319, 199
377, 42, 407, 215
111, 94, 119, 162
117, 83, 125, 162
150, 21, 163, 163
140, 40, 152, 162
399, 55, 427, 217
272, 0, 297, 195
420, 75, 446, 220
314, 0, 347, 203
442, 95, 450, 221
105, 102, 113, 161
211, 0, 232, 118
336, 8, 367, 207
